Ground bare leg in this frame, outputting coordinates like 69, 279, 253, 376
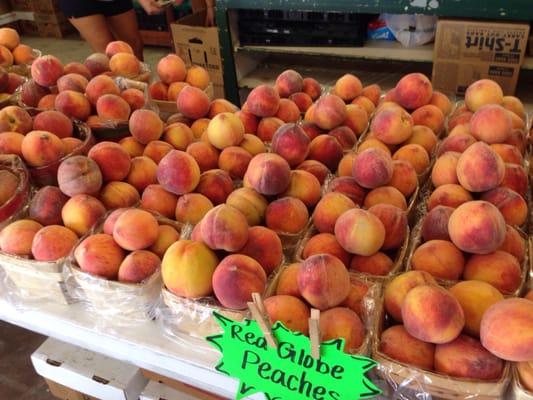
68, 14, 115, 54
107, 9, 144, 61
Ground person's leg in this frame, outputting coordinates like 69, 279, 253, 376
106, 9, 144, 60
68, 14, 115, 54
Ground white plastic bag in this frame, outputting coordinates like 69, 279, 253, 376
383, 14, 438, 47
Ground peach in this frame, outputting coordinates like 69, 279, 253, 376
217, 146, 251, 179
300, 121, 325, 141
320, 307, 365, 352
379, 325, 435, 370
208, 99, 238, 118
175, 193, 213, 225
156, 150, 200, 195
448, 201, 506, 255
395, 73, 433, 110
119, 137, 145, 158
384, 271, 437, 322
74, 233, 125, 279
264, 295, 309, 334
388, 160, 418, 197
239, 133, 265, 156
117, 250, 160, 283
129, 109, 164, 144
465, 79, 503, 112
149, 224, 180, 258
100, 181, 140, 209
0, 106, 33, 134
240, 226, 282, 274
105, 40, 133, 57
0, 220, 42, 256
340, 278, 368, 316
96, 94, 131, 121
57, 155, 102, 197
350, 252, 393, 276
61, 194, 106, 236
302, 77, 321, 100
235, 111, 258, 134
500, 164, 528, 198
411, 240, 465, 280
270, 123, 309, 167
206, 112, 244, 150
312, 94, 346, 130
361, 84, 380, 106
157, 54, 186, 84
368, 204, 407, 250
498, 225, 526, 263
57, 73, 88, 93
313, 192, 356, 234
501, 95, 525, 119
63, 62, 91, 79
431, 152, 460, 187
351, 96, 375, 118
54, 90, 91, 121
280, 170, 320, 208
21, 80, 50, 108
109, 52, 140, 77
464, 251, 522, 294
31, 225, 78, 261
406, 125, 437, 154
352, 148, 393, 189
481, 187, 527, 226
457, 142, 505, 192
85, 75, 120, 105
0, 132, 23, 156
183, 65, 209, 90
364, 186, 407, 211
276, 263, 301, 297
0, 170, 18, 206
185, 141, 219, 172
113, 209, 159, 251
88, 141, 131, 182
343, 103, 369, 139
195, 169, 233, 205
302, 233, 351, 268
244, 153, 291, 195
392, 144, 430, 175
149, 81, 168, 100
329, 126, 357, 150
29, 186, 69, 227
296, 160, 330, 185
518, 362, 533, 394
470, 105, 512, 144
411, 104, 444, 134
337, 152, 357, 177
437, 134, 476, 156
176, 85, 210, 120
450, 280, 504, 337
448, 124, 471, 137
21, 130, 64, 167
435, 334, 503, 380
246, 85, 280, 117
7, 72, 24, 94
162, 239, 218, 297
265, 196, 309, 234
274, 98, 300, 123
190, 118, 211, 139
328, 177, 366, 206
126, 156, 157, 191
429, 91, 452, 116
143, 141, 173, 164
490, 144, 522, 165
254, 117, 282, 142
31, 55, 64, 87
371, 107, 413, 145
212, 254, 267, 310
427, 184, 473, 210
0, 45, 14, 67
307, 134, 344, 172
141, 184, 178, 219
289, 92, 313, 113
225, 187, 267, 227
275, 69, 303, 98
357, 138, 392, 156
200, 204, 249, 251
84, 53, 110, 77
480, 298, 533, 361
103, 208, 128, 235
334, 74, 362, 101
298, 254, 350, 310
33, 111, 73, 139
421, 206, 454, 242
334, 208, 385, 256
0, 28, 19, 50
162, 122, 193, 151
402, 284, 464, 344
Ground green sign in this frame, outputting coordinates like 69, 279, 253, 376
207, 312, 382, 400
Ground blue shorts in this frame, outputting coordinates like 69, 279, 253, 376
59, 0, 133, 18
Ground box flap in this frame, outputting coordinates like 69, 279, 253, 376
31, 338, 147, 400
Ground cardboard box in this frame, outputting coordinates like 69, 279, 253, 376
432, 19, 530, 95
171, 11, 225, 99
32, 338, 148, 400
140, 380, 205, 400
141, 369, 226, 400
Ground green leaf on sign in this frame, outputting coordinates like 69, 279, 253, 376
206, 312, 382, 400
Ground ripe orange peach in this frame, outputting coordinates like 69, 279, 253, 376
421, 205, 454, 242
88, 141, 131, 182
83, 53, 110, 77
392, 144, 430, 175
500, 164, 527, 198
109, 52, 140, 77
470, 104, 512, 144
143, 140, 173, 164
437, 134, 476, 156
185, 65, 210, 90
361, 84, 381, 106
99, 181, 140, 209
225, 187, 267, 227
157, 150, 200, 195
431, 152, 460, 187
246, 84, 280, 117
352, 148, 393, 189
201, 204, 249, 252
490, 144, 522, 165
427, 184, 473, 210
244, 153, 291, 195
29, 186, 69, 226
129, 109, 164, 144
96, 94, 131, 121
307, 134, 344, 172
208, 99, 239, 118
157, 54, 186, 84
334, 73, 362, 101
334, 208, 386, 256
395, 73, 433, 110
235, 110, 258, 134
371, 107, 413, 145
275, 69, 303, 98
296, 160, 330, 185
31, 225, 78, 261
406, 125, 437, 154
498, 224, 526, 263
20, 80, 50, 108
0, 132, 23, 156
21, 130, 65, 167
411, 240, 465, 280
313, 94, 346, 130
54, 90, 91, 121
117, 250, 160, 283
271, 123, 309, 167
302, 77, 321, 100
119, 137, 145, 158
380, 325, 435, 370
149, 81, 169, 100
140, 184, 178, 219
240, 226, 283, 274
465, 79, 503, 112
368, 204, 407, 250
126, 156, 157, 191
328, 177, 366, 206
275, 98, 300, 123
31, 55, 64, 87
320, 307, 365, 352
113, 209, 159, 251
196, 169, 233, 205
149, 224, 180, 258
177, 85, 210, 120
429, 91, 452, 116
388, 160, 418, 197
276, 263, 301, 297
289, 92, 313, 112
302, 233, 351, 268
185, 141, 219, 172
412, 104, 445, 134
337, 152, 357, 177
329, 126, 357, 150
265, 196, 309, 234
175, 193, 213, 225
456, 142, 505, 192
481, 187, 527, 226
313, 192, 356, 234
264, 295, 310, 334
33, 110, 73, 139
105, 40, 133, 57
85, 74, 120, 105
256, 116, 284, 142
74, 233, 125, 279
61, 194, 106, 236
364, 186, 407, 210
350, 252, 393, 276
207, 112, 244, 150
57, 73, 88, 93
0, 220, 42, 256
464, 251, 522, 294
57, 155, 103, 197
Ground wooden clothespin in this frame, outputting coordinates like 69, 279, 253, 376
309, 309, 321, 359
248, 292, 277, 348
